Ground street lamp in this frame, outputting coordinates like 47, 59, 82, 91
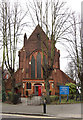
29, 61, 31, 65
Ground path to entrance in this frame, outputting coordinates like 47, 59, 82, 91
21, 96, 42, 105
2, 97, 82, 119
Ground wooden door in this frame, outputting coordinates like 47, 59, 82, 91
38, 86, 41, 96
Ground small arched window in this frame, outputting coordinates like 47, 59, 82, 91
31, 56, 35, 78
26, 82, 31, 89
26, 82, 28, 89
28, 83, 31, 89
37, 52, 41, 78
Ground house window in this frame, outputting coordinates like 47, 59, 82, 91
26, 82, 28, 89
26, 82, 31, 89
31, 56, 35, 78
52, 83, 54, 88
37, 52, 41, 78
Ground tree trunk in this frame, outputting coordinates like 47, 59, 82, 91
45, 78, 50, 104
11, 73, 15, 103
2, 60, 6, 102
81, 74, 83, 101
2, 71, 6, 102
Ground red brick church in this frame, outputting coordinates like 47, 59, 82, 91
5, 25, 73, 97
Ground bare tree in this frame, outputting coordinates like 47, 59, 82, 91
80, 2, 83, 100
27, 0, 71, 103
1, 0, 28, 103
65, 61, 75, 80
63, 12, 83, 99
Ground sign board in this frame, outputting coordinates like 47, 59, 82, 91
59, 86, 69, 95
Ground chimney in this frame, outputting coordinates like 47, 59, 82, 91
24, 33, 27, 46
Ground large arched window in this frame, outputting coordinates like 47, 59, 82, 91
37, 52, 41, 78
31, 56, 35, 78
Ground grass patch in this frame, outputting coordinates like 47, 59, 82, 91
50, 95, 82, 104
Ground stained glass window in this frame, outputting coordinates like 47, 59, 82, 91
37, 52, 41, 78
31, 56, 35, 78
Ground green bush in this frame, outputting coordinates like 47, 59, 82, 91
55, 96, 59, 101
50, 96, 55, 102
7, 92, 21, 104
13, 93, 19, 104
8, 92, 12, 101
69, 94, 76, 100
61, 95, 67, 99
65, 83, 77, 95
2, 90, 6, 102
50, 95, 59, 102
2, 86, 6, 102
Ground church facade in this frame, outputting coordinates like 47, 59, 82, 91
5, 25, 73, 97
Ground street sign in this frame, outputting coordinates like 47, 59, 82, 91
59, 86, 69, 95
59, 86, 69, 103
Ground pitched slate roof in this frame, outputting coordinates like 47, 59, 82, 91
24, 25, 49, 56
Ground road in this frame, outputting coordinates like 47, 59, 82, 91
2, 98, 82, 119
1, 113, 82, 120
2, 103, 82, 118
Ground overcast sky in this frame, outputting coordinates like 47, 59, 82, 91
19, 0, 82, 13
64, 0, 82, 12
60, 0, 82, 71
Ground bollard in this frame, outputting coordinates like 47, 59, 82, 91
43, 99, 46, 114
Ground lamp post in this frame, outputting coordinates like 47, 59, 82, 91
23, 83, 25, 97
43, 98, 46, 114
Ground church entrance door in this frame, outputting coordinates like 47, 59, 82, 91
35, 85, 42, 96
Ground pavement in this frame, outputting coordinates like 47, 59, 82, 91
1, 97, 83, 119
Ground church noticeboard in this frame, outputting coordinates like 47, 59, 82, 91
59, 86, 69, 95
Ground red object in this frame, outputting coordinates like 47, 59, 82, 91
38, 86, 41, 96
